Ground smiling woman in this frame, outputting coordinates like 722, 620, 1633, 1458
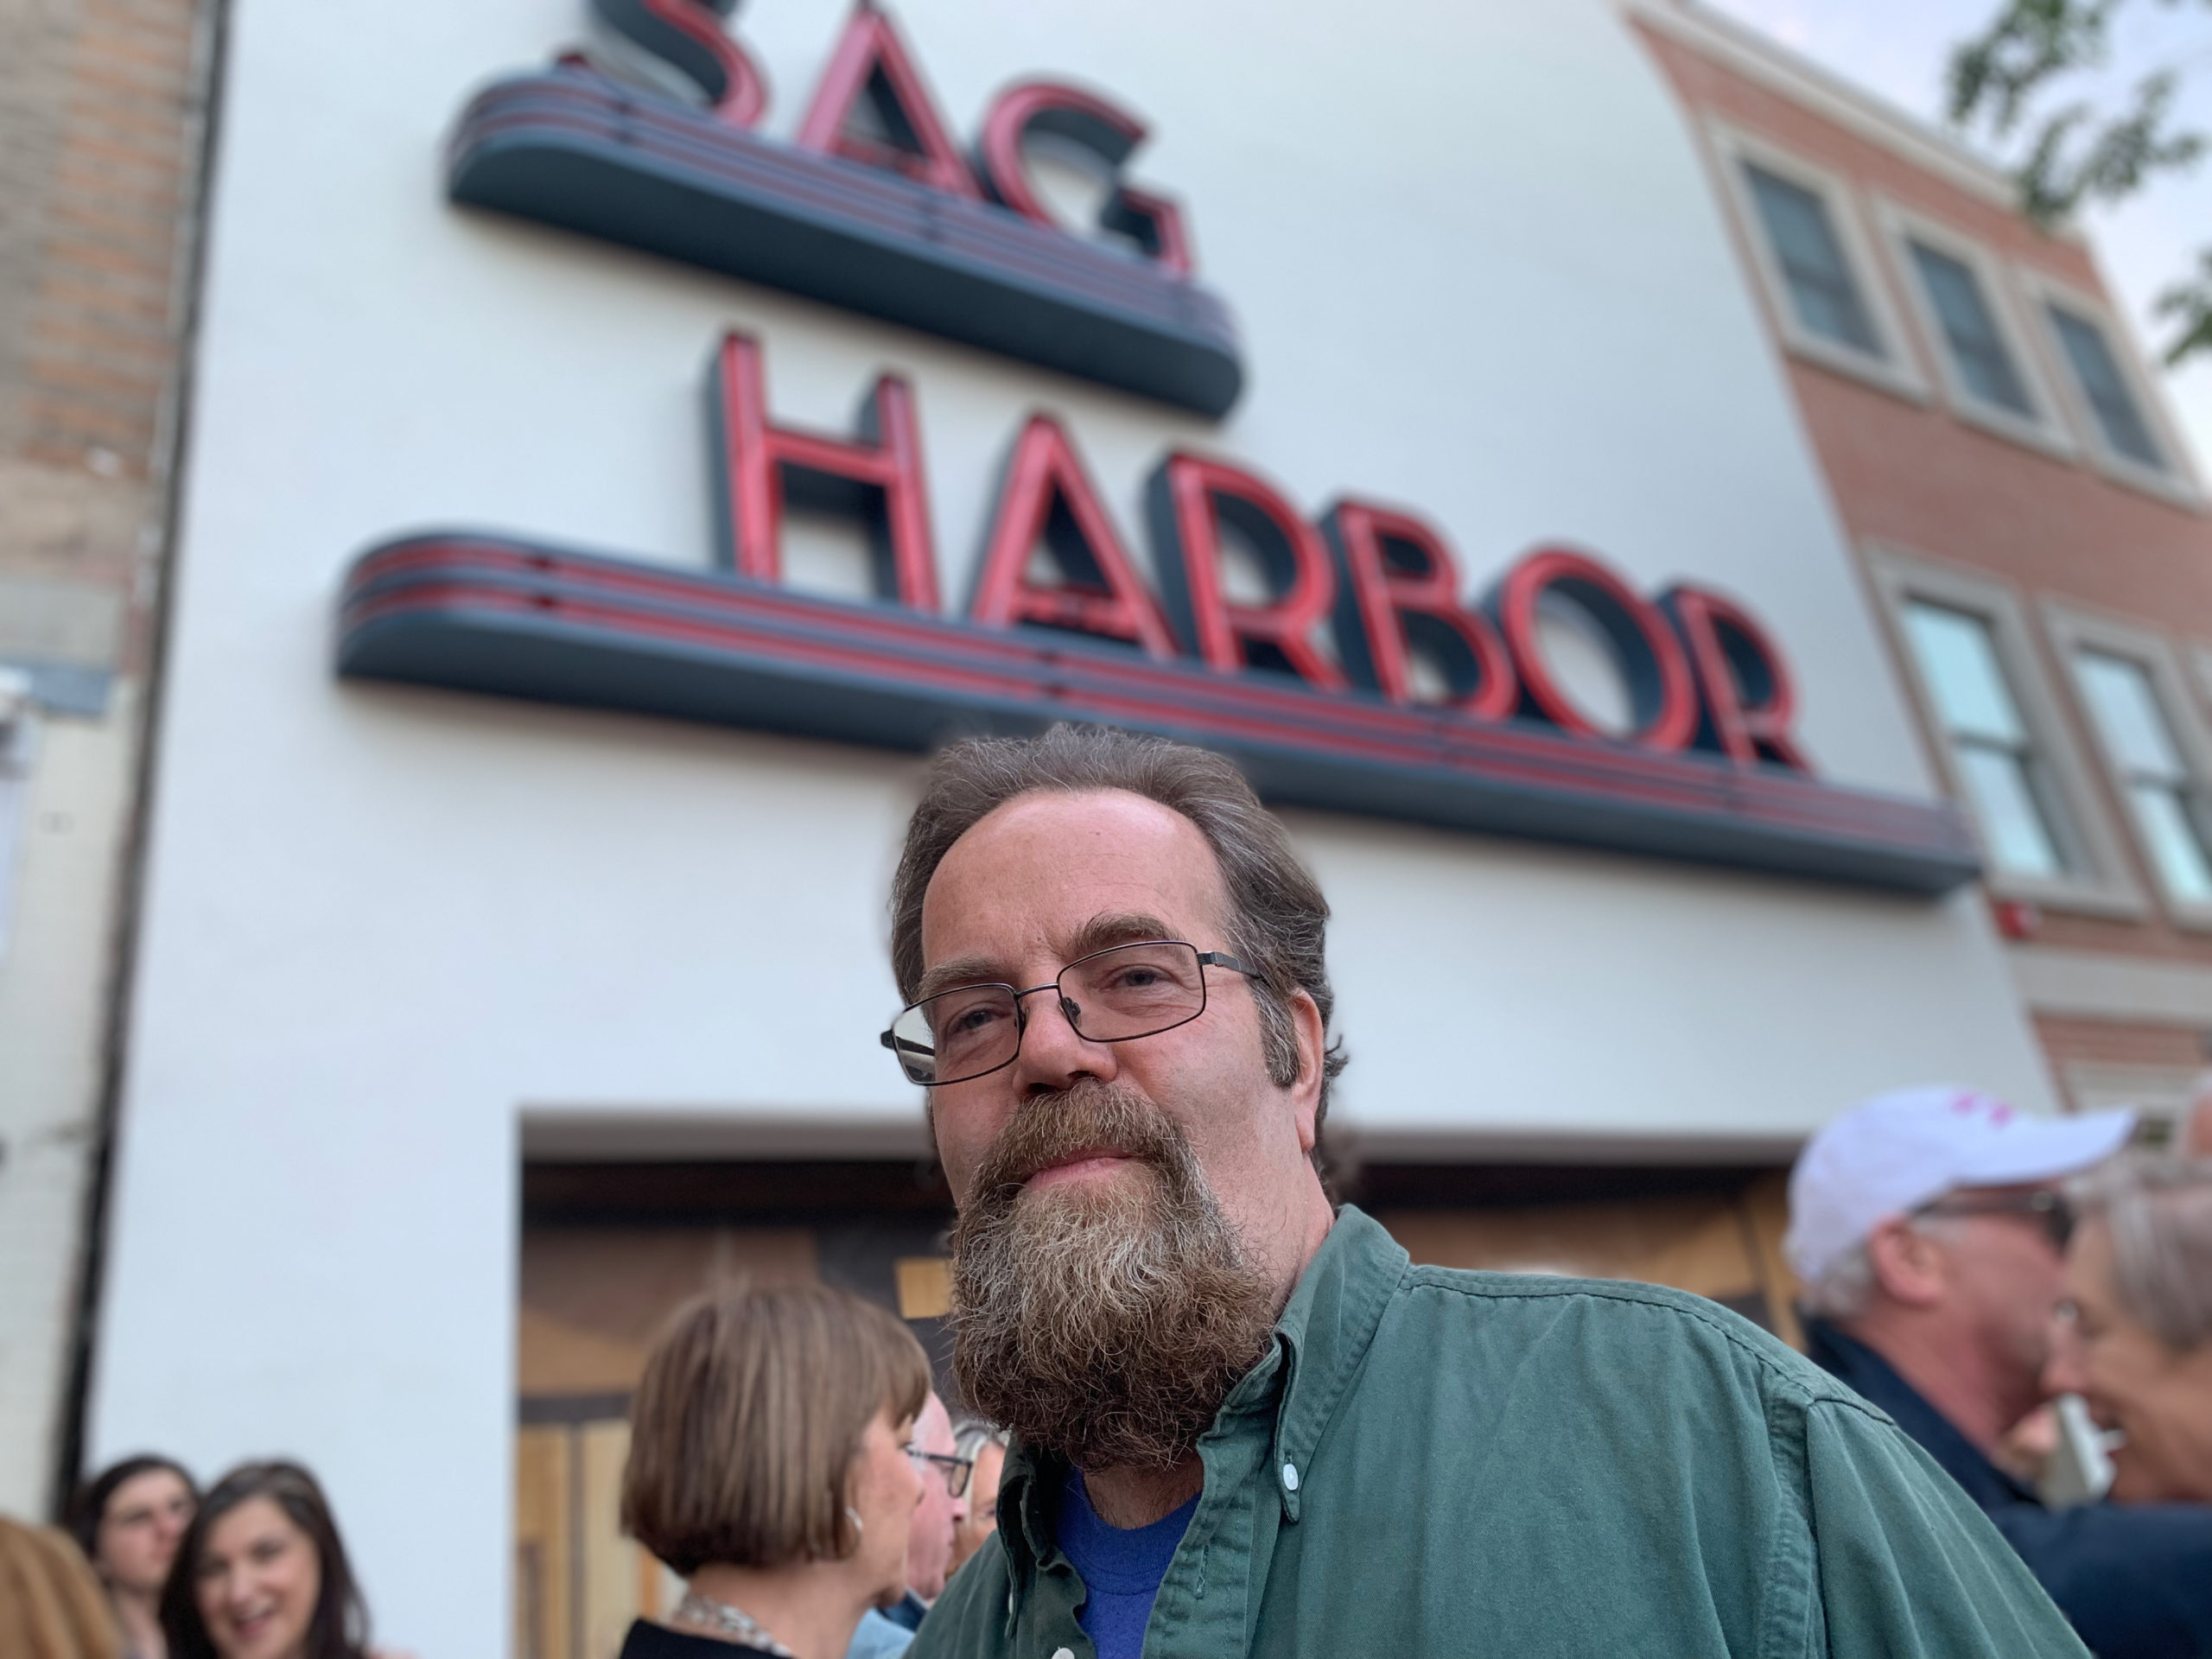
158, 1464, 372, 1659
2052, 1157, 2212, 1503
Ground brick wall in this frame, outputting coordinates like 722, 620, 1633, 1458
0, 0, 211, 1517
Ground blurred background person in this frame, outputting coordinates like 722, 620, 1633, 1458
67, 1457, 197, 1659
620, 1284, 930, 1659
2181, 1072, 2212, 1159
2049, 1158, 2212, 1503
0, 1514, 122, 1659
1788, 1085, 2212, 1657
947, 1423, 1006, 1577
158, 1461, 372, 1659
848, 1391, 969, 1659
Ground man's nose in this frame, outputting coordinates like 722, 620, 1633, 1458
1013, 987, 1118, 1090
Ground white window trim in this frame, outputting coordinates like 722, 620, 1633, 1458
1866, 545, 2144, 916
2013, 269, 2203, 506
1872, 199, 2073, 460
1703, 119, 1929, 404
2043, 601, 2212, 929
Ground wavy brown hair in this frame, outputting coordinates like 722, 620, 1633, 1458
160, 1461, 369, 1659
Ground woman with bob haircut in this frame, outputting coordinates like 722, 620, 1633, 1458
158, 1461, 374, 1659
619, 1283, 932, 1659
2050, 1156, 2212, 1501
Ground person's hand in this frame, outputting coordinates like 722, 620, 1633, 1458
1994, 1402, 2059, 1485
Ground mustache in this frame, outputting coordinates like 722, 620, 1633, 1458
968, 1078, 1187, 1205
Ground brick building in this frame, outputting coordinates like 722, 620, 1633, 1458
1637, 0, 2212, 1137
0, 0, 213, 1513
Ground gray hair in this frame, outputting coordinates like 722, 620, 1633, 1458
1800, 1241, 1878, 1321
1799, 1211, 1971, 1322
951, 1418, 1008, 1464
888, 724, 1349, 1131
2069, 1156, 2212, 1353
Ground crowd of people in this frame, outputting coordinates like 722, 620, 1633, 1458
10, 724, 2212, 1659
1, 1450, 391, 1659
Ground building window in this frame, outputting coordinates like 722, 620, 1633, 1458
1902, 600, 2070, 877
1741, 162, 1883, 356
1906, 240, 2032, 416
2046, 303, 2165, 470
2072, 649, 2212, 903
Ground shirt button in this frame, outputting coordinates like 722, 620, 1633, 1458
1281, 1461, 1300, 1492
1052, 1649, 1075, 1659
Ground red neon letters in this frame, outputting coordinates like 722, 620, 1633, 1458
708, 334, 939, 612
795, 8, 982, 198
969, 417, 1178, 659
1493, 549, 1700, 753
1150, 454, 1349, 692
588, 0, 767, 126
1662, 586, 1810, 771
1322, 500, 1516, 720
976, 81, 1193, 274
614, 3, 1197, 273
710, 333, 1807, 772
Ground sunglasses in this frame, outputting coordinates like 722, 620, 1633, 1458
1911, 1188, 2075, 1253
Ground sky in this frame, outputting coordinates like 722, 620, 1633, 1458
1702, 0, 2212, 473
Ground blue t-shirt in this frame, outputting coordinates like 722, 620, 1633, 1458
1056, 1466, 1198, 1659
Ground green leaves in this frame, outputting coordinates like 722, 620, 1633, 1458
1950, 0, 2212, 359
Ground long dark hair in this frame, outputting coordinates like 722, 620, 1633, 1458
159, 1462, 370, 1659
66, 1453, 198, 1565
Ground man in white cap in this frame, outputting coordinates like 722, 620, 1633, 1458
1790, 1085, 2212, 1659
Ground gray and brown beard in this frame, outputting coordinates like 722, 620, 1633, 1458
948, 1079, 1280, 1472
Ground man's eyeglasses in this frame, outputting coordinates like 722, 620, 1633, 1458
1912, 1188, 2075, 1254
907, 1446, 975, 1498
880, 940, 1255, 1087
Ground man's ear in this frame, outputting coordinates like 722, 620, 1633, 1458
1866, 1215, 1948, 1309
1287, 988, 1326, 1155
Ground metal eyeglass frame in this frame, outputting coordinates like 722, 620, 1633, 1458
1911, 1187, 2075, 1253
908, 1447, 976, 1497
879, 939, 1255, 1088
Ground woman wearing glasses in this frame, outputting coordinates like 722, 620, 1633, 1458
619, 1284, 931, 1659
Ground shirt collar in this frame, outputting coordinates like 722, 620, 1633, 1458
1799, 1313, 2036, 1506
998, 1202, 1408, 1581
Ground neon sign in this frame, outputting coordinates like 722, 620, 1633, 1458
338, 331, 1978, 894
448, 1, 1243, 414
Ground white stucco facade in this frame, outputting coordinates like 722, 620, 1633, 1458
90, 0, 2050, 1649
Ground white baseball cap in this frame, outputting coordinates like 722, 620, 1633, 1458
1785, 1085, 2135, 1285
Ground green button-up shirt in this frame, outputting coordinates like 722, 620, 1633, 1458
913, 1206, 2087, 1659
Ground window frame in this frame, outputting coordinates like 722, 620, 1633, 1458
1872, 200, 2070, 458
2013, 270, 2202, 505
1706, 121, 1929, 404
1866, 546, 2143, 916
2044, 602, 2212, 928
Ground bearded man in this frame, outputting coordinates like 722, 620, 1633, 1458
887, 725, 2085, 1659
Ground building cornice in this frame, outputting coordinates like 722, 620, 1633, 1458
1621, 0, 2084, 245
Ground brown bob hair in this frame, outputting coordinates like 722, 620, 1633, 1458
621, 1283, 931, 1575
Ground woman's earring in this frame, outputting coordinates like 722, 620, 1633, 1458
845, 1504, 865, 1539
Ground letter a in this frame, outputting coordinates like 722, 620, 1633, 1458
796, 7, 979, 198
969, 416, 1178, 658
